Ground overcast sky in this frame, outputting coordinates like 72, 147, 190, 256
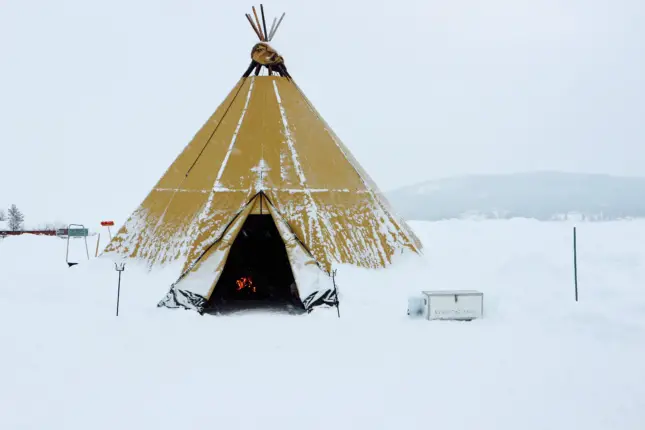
1, 0, 643, 228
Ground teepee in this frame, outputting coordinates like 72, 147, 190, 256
102, 5, 422, 314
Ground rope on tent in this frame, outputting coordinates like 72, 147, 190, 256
184, 80, 249, 178
148, 77, 251, 236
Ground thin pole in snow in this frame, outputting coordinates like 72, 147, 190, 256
95, 233, 101, 258
331, 269, 340, 318
115, 262, 126, 316
573, 227, 578, 302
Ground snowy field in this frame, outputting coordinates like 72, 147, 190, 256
1, 219, 645, 429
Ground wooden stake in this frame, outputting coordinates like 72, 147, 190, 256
252, 6, 265, 40
245, 14, 263, 40
260, 5, 269, 44
95, 233, 101, 257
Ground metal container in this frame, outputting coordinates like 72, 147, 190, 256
421, 290, 484, 321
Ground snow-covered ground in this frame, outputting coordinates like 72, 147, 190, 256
1, 219, 644, 429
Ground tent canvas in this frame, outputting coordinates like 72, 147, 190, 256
101, 6, 423, 313
157, 192, 337, 313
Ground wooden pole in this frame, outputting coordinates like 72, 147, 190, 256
95, 233, 101, 257
260, 4, 269, 43
573, 227, 578, 302
268, 17, 277, 41
245, 14, 263, 40
252, 7, 265, 40
270, 13, 285, 41
243, 61, 258, 78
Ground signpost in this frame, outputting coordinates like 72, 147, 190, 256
66, 223, 90, 267
94, 221, 116, 258
101, 220, 115, 240
68, 228, 89, 237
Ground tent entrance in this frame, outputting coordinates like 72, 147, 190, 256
204, 214, 305, 315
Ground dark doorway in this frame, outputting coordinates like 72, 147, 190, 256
204, 214, 305, 315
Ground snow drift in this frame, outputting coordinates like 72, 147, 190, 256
1, 219, 644, 429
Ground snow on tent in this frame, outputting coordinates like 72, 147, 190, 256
101, 5, 423, 314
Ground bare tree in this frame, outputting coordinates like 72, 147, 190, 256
7, 204, 24, 231
0, 209, 5, 222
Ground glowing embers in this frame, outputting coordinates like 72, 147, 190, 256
236, 276, 256, 293
203, 214, 305, 314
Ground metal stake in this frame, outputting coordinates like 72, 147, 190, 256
331, 269, 340, 318
115, 262, 126, 316
573, 227, 578, 302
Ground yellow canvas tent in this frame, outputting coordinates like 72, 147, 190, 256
102, 6, 422, 314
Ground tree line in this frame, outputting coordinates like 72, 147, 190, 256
0, 205, 25, 231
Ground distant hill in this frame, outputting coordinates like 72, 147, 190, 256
385, 171, 645, 221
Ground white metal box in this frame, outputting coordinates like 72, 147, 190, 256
422, 290, 483, 321
407, 296, 428, 319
